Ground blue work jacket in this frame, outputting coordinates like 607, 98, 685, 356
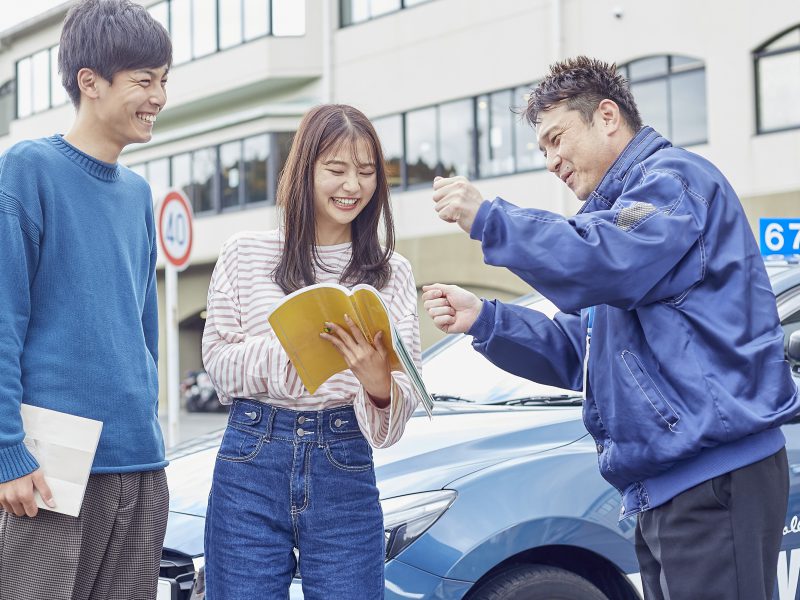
468, 127, 799, 517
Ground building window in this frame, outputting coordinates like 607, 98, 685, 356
150, 0, 304, 67
170, 153, 193, 210
619, 55, 707, 146
272, 131, 295, 200
404, 100, 476, 187
128, 131, 292, 214
340, 0, 433, 27
219, 0, 244, 48
513, 85, 546, 172
244, 0, 270, 40
148, 158, 171, 201
49, 47, 67, 106
220, 140, 243, 209
16, 58, 32, 119
191, 148, 217, 214
372, 114, 403, 188
755, 26, 800, 133
148, 1, 169, 30
192, 0, 218, 59
382, 84, 550, 188
0, 80, 15, 136
439, 98, 475, 178
169, 0, 193, 64
15, 44, 69, 118
243, 133, 270, 204
478, 90, 514, 177
404, 106, 437, 187
13, 0, 306, 121
31, 50, 50, 114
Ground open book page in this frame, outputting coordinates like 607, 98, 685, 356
268, 283, 433, 416
352, 287, 434, 418
389, 323, 434, 417
20, 405, 103, 517
268, 283, 366, 393
351, 286, 401, 372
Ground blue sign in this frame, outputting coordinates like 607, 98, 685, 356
760, 218, 800, 257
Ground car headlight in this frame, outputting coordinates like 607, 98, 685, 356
381, 490, 456, 561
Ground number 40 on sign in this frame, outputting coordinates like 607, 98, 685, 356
760, 218, 800, 258
158, 190, 194, 271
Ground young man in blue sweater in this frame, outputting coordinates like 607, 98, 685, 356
423, 57, 799, 599
0, 1, 171, 598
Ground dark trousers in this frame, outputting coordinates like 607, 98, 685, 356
0, 470, 168, 600
635, 448, 788, 600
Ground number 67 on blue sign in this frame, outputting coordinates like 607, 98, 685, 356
760, 218, 800, 257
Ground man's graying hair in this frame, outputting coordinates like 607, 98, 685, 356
58, 0, 172, 107
526, 56, 643, 133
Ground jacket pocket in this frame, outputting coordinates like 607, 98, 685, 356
621, 351, 680, 430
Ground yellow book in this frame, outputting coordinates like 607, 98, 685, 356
267, 282, 433, 417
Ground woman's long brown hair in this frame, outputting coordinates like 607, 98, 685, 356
273, 104, 395, 294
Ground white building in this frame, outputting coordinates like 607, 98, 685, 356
2, 0, 799, 402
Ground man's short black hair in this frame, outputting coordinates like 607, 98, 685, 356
58, 0, 172, 107
526, 56, 643, 133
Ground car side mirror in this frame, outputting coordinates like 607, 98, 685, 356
789, 330, 800, 368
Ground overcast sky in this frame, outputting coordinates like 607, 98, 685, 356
2, 0, 66, 33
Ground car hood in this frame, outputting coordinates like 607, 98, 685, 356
372, 404, 585, 498
163, 403, 586, 556
166, 403, 584, 519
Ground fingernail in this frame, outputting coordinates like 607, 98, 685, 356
344, 313, 350, 321
45, 497, 55, 508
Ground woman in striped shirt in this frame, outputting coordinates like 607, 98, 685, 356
201, 104, 422, 600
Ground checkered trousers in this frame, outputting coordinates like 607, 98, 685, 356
0, 469, 168, 600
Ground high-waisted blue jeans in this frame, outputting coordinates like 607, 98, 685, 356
204, 399, 384, 600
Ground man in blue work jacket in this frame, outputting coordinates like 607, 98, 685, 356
422, 56, 799, 600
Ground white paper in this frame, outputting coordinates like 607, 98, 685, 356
20, 405, 103, 517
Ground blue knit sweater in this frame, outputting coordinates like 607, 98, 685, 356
0, 135, 166, 482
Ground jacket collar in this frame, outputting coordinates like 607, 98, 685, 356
577, 126, 672, 214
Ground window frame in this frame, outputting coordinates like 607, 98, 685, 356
128, 130, 289, 218
14, 43, 70, 119
386, 84, 548, 191
159, 0, 304, 68
339, 0, 434, 28
754, 25, 800, 135
620, 54, 708, 147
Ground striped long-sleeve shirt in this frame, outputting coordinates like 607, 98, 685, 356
202, 229, 422, 448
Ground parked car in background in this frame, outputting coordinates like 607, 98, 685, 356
180, 370, 227, 413
158, 263, 800, 600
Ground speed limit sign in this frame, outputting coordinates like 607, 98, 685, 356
158, 190, 194, 270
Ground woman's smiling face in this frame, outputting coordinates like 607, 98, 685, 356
313, 137, 377, 245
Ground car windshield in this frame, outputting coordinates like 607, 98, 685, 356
423, 263, 800, 405
423, 294, 582, 404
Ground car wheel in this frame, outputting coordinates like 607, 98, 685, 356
468, 564, 609, 600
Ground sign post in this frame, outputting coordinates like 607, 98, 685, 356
760, 218, 800, 259
157, 190, 194, 448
